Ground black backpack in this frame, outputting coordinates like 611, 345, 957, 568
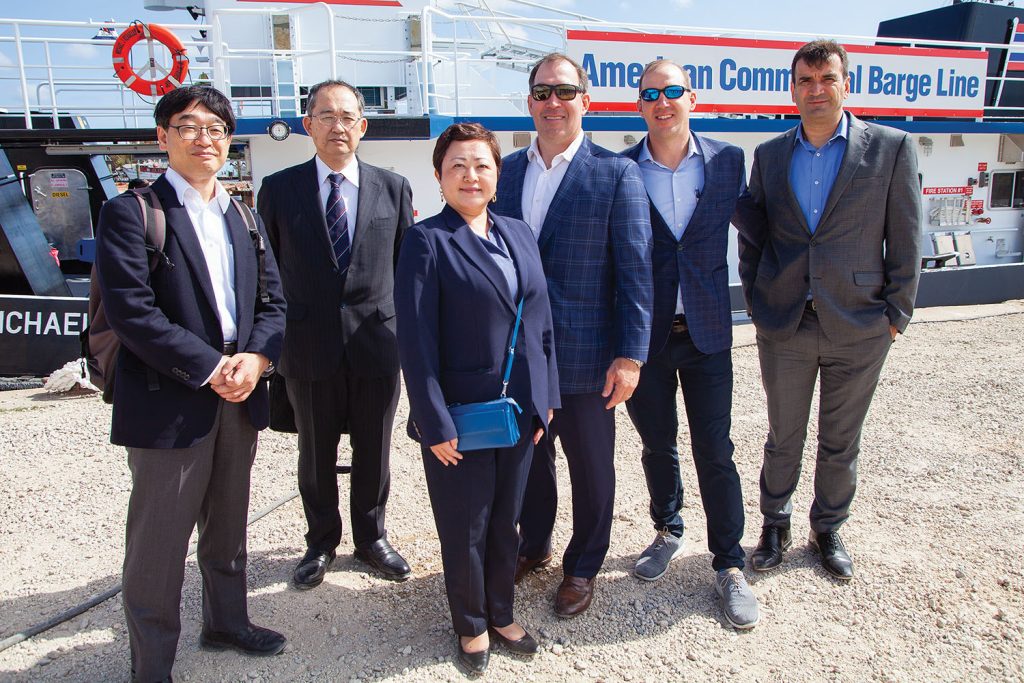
83, 186, 269, 404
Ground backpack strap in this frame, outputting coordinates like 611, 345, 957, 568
128, 187, 168, 392
128, 187, 172, 271
231, 198, 270, 304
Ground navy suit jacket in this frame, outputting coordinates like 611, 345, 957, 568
395, 206, 559, 447
622, 134, 745, 356
258, 157, 412, 380
493, 137, 653, 394
95, 174, 286, 449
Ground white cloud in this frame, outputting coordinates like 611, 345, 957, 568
64, 42, 104, 61
671, 0, 694, 7
0, 51, 14, 68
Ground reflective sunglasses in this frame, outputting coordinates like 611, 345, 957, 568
639, 85, 691, 102
530, 83, 584, 101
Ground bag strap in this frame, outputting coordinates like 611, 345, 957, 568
500, 298, 525, 398
231, 198, 271, 305
128, 187, 171, 270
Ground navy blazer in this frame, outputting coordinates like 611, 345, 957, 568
395, 206, 559, 447
95, 174, 286, 449
493, 137, 653, 394
622, 134, 745, 356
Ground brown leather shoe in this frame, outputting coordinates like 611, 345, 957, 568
513, 553, 552, 584
554, 575, 594, 618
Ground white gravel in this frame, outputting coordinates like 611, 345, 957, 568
1, 303, 1023, 682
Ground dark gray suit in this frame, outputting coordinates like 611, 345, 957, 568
258, 158, 412, 552
734, 114, 921, 532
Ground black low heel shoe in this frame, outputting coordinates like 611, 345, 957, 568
489, 627, 539, 656
456, 638, 490, 675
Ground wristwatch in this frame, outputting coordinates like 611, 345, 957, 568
625, 357, 645, 369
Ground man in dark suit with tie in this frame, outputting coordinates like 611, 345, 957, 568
621, 60, 758, 629
95, 85, 287, 682
734, 40, 921, 580
494, 53, 653, 618
258, 80, 414, 588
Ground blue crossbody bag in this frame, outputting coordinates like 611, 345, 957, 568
446, 298, 525, 452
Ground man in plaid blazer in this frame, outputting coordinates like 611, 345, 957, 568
493, 53, 653, 618
621, 60, 759, 631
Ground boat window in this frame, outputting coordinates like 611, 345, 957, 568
989, 171, 1023, 208
272, 15, 291, 51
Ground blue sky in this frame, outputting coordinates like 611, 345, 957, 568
0, 1, 945, 38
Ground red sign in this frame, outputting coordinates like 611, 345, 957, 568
922, 186, 974, 195
971, 200, 984, 210
978, 162, 988, 171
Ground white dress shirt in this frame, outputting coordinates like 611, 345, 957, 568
520, 131, 585, 239
165, 168, 237, 343
637, 135, 705, 315
315, 155, 360, 238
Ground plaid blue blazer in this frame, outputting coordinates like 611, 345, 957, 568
495, 137, 653, 394
622, 134, 745, 356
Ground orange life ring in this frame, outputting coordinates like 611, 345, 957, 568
112, 22, 189, 97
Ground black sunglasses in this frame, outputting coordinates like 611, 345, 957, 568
639, 85, 691, 102
530, 83, 584, 101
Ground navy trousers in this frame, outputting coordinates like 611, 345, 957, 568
625, 326, 745, 571
421, 411, 535, 637
518, 391, 616, 578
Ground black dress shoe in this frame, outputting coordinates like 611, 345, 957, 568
456, 637, 490, 675
293, 547, 336, 589
200, 623, 287, 657
489, 626, 539, 656
354, 537, 411, 580
751, 526, 792, 571
130, 669, 172, 682
809, 530, 854, 580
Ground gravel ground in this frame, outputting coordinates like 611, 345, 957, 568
1, 304, 1023, 683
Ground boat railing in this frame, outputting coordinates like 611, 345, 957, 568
2, 7, 1024, 129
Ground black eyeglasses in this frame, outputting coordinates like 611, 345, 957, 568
167, 124, 230, 141
530, 83, 584, 101
639, 85, 691, 102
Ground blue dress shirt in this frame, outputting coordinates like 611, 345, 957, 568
479, 222, 520, 300
790, 112, 849, 234
638, 135, 704, 314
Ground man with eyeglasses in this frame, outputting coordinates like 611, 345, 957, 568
620, 59, 758, 629
258, 79, 414, 589
95, 85, 288, 681
494, 52, 653, 618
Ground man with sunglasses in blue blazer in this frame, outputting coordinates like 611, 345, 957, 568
621, 60, 759, 630
494, 52, 653, 618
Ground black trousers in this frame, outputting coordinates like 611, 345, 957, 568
287, 368, 400, 551
625, 326, 745, 571
421, 412, 535, 637
518, 391, 616, 578
123, 400, 256, 683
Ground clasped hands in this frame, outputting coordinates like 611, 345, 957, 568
210, 352, 270, 403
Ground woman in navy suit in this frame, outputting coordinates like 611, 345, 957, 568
395, 123, 558, 674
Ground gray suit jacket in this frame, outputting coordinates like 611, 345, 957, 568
733, 114, 922, 343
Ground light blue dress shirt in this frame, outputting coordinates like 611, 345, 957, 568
638, 135, 704, 315
790, 112, 849, 234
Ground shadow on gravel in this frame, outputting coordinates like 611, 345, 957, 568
3, 542, 806, 682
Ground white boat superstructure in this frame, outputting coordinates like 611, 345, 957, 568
0, 0, 1022, 375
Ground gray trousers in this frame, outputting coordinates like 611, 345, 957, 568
122, 400, 257, 683
756, 307, 892, 533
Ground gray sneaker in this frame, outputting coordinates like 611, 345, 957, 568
715, 569, 760, 629
633, 529, 684, 582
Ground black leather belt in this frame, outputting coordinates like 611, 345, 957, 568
222, 342, 238, 355
671, 315, 688, 333
805, 300, 817, 312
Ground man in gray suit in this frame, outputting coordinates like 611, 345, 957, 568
734, 40, 921, 580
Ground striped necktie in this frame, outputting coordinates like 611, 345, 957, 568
326, 172, 351, 275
